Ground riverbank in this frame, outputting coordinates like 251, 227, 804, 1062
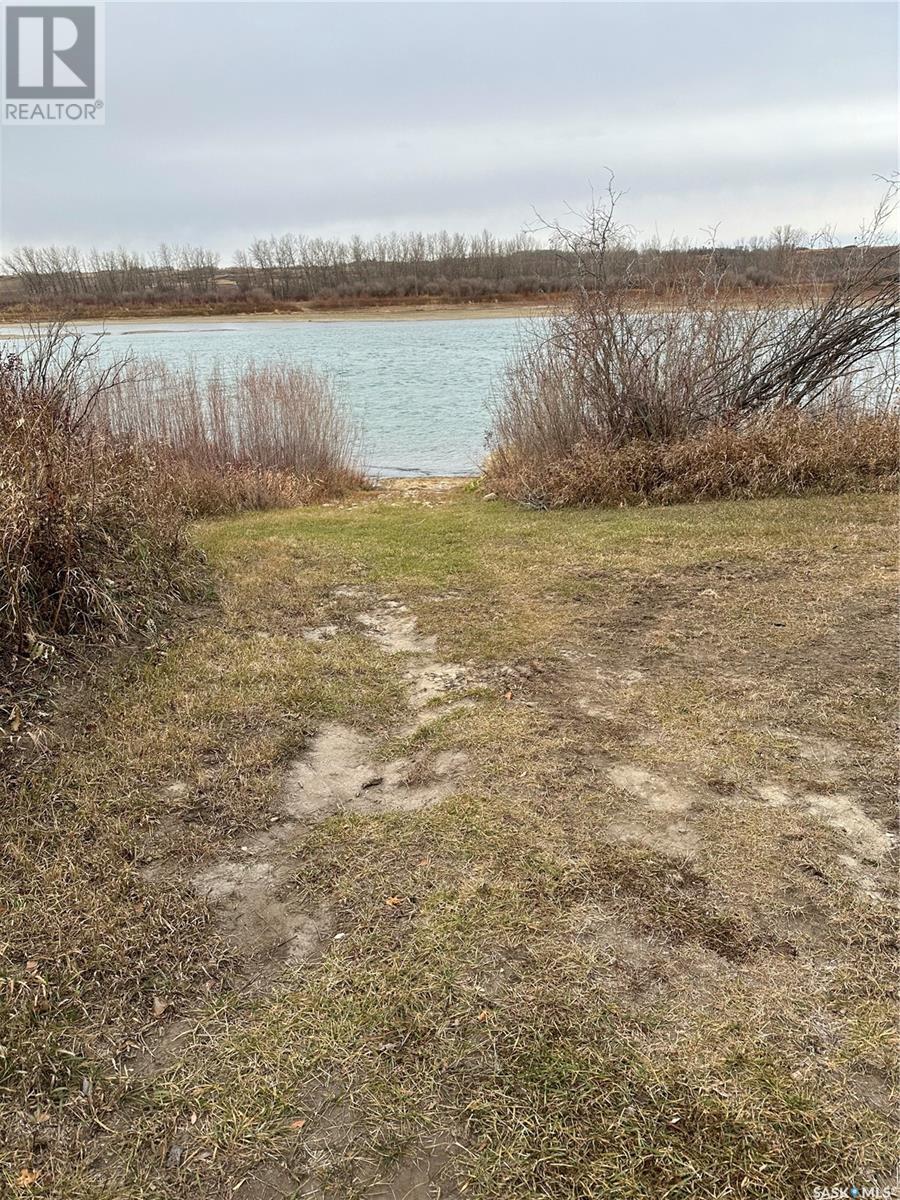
2, 487, 895, 1198
0, 285, 835, 328
0, 297, 558, 327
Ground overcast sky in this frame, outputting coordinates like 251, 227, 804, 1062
1, 1, 896, 257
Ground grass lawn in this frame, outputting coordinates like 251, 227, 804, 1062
2, 487, 897, 1198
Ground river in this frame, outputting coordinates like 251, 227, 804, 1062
1, 316, 529, 476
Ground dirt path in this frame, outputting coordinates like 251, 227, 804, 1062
169, 598, 472, 975
3, 491, 897, 1199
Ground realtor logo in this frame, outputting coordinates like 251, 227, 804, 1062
3, 2, 105, 124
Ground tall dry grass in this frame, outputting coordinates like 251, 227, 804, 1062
489, 410, 897, 509
99, 359, 364, 515
0, 334, 197, 730
486, 185, 899, 507
1, 327, 365, 733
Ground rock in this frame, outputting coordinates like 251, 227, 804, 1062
483, 492, 498, 501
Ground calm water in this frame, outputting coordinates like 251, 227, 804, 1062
3, 317, 527, 476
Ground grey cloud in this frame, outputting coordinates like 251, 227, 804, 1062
1, 1, 896, 254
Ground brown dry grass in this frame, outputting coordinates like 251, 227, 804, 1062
99, 358, 365, 517
0, 330, 366, 739
0, 338, 201, 741
486, 411, 899, 508
1, 488, 896, 1198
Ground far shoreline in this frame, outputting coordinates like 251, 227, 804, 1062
0, 298, 556, 329
0, 285, 829, 330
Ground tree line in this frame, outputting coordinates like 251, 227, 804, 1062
0, 224, 877, 308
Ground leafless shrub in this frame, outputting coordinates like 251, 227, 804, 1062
1, 328, 366, 727
97, 359, 364, 515
487, 181, 899, 505
0, 328, 196, 721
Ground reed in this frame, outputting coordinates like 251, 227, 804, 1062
99, 358, 365, 515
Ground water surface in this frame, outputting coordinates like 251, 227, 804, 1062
4, 317, 526, 476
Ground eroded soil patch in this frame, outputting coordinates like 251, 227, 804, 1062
161, 598, 473, 968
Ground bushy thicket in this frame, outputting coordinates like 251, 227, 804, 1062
486, 186, 899, 507
0, 338, 195, 727
1, 329, 364, 729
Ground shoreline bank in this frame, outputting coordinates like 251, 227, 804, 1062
0, 298, 555, 328
0, 285, 834, 329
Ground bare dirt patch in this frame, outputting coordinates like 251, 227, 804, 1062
754, 781, 895, 862
603, 764, 705, 857
608, 764, 701, 814
160, 599, 473, 971
357, 604, 437, 655
284, 724, 467, 818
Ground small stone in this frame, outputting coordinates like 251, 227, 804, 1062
482, 492, 498, 501
165, 1145, 183, 1169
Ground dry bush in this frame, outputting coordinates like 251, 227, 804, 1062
1, 329, 366, 729
487, 181, 899, 507
488, 410, 898, 509
0, 331, 198, 723
98, 359, 364, 516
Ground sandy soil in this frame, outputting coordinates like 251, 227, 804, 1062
0, 299, 557, 329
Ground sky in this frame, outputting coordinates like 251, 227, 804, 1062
0, 0, 896, 258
